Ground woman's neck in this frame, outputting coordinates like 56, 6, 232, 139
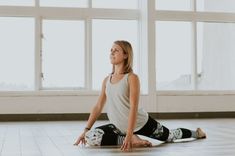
113, 72, 124, 75
113, 70, 124, 75
113, 64, 124, 75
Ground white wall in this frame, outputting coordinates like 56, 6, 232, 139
0, 94, 235, 114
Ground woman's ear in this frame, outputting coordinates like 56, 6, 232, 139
124, 54, 128, 59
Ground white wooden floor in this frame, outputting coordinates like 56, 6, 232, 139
0, 118, 235, 156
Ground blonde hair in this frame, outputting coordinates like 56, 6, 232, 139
112, 40, 133, 74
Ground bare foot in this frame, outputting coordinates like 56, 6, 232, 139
196, 128, 206, 139
131, 135, 152, 147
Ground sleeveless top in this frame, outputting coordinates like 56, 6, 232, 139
105, 73, 148, 134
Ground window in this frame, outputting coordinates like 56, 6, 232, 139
42, 20, 85, 89
156, 0, 193, 11
197, 0, 235, 13
40, 0, 88, 8
0, 0, 139, 92
156, 21, 192, 90
0, 0, 34, 6
197, 22, 235, 90
92, 0, 138, 9
0, 17, 34, 91
155, 0, 235, 91
92, 19, 138, 90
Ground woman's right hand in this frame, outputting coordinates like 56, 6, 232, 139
73, 131, 87, 146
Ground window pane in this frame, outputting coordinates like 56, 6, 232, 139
92, 20, 138, 90
92, 0, 138, 9
0, 17, 34, 91
156, 21, 192, 90
197, 0, 235, 13
40, 0, 88, 8
42, 20, 85, 88
0, 0, 34, 6
197, 22, 235, 90
156, 0, 193, 11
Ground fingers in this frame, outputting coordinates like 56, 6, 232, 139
121, 142, 132, 151
73, 139, 81, 146
73, 137, 86, 146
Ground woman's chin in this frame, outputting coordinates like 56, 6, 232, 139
110, 60, 116, 64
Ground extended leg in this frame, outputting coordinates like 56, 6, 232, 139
135, 116, 206, 142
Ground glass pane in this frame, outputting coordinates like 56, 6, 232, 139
156, 21, 192, 90
197, 0, 235, 13
92, 20, 138, 90
40, 0, 88, 8
0, 17, 34, 91
42, 20, 85, 88
0, 0, 34, 6
92, 0, 138, 9
197, 22, 235, 90
156, 0, 193, 11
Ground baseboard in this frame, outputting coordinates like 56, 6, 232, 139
0, 113, 107, 122
148, 112, 235, 119
0, 112, 235, 121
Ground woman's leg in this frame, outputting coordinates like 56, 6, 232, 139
85, 124, 152, 146
85, 124, 123, 146
166, 128, 197, 142
135, 116, 206, 142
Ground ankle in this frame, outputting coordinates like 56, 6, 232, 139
196, 128, 206, 139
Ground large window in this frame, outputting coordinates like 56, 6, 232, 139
92, 19, 138, 90
156, 21, 192, 90
42, 20, 85, 89
1, 1, 234, 93
0, 1, 139, 92
0, 17, 34, 91
155, 0, 235, 91
197, 22, 235, 90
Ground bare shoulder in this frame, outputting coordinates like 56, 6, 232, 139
102, 75, 110, 87
103, 75, 109, 82
128, 73, 140, 82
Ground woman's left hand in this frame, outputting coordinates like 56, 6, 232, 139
121, 135, 133, 151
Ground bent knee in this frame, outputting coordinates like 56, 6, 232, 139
85, 129, 104, 146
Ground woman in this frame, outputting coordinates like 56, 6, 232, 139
74, 40, 206, 151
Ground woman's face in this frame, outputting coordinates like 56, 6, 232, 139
110, 44, 126, 65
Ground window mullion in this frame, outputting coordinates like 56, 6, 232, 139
191, 21, 197, 90
85, 18, 92, 90
88, 0, 92, 8
35, 0, 39, 7
192, 0, 197, 90
35, 12, 42, 90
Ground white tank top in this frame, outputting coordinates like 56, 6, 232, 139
105, 73, 148, 134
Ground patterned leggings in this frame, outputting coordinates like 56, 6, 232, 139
85, 116, 197, 146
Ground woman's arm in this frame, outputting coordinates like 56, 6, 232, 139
74, 76, 108, 146
121, 73, 140, 151
85, 76, 108, 129
126, 73, 140, 135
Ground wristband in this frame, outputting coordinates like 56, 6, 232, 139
85, 127, 91, 131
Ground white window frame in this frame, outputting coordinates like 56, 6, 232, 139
0, 0, 141, 96
1, 0, 235, 97
153, 0, 235, 95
